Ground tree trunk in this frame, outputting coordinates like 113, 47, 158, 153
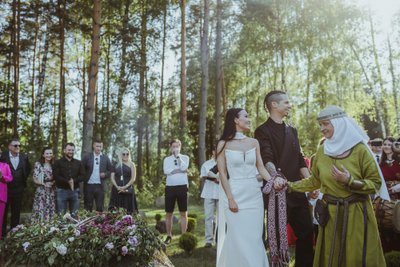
136, 2, 147, 191
180, 0, 187, 131
33, 29, 50, 141
350, 43, 385, 137
55, 0, 67, 156
115, 0, 130, 125
82, 0, 102, 157
157, 4, 167, 182
214, 0, 222, 141
369, 12, 388, 136
198, 0, 210, 167
388, 37, 400, 134
12, 0, 21, 137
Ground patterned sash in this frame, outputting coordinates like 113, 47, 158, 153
263, 172, 289, 267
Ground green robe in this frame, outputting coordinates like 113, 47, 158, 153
290, 143, 386, 267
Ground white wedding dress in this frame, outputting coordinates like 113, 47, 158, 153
217, 148, 269, 267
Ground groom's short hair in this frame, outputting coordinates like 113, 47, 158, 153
264, 90, 286, 112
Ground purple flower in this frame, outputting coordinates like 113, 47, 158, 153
128, 236, 139, 247
127, 225, 137, 232
121, 246, 128, 256
12, 224, 24, 233
105, 242, 114, 250
22, 242, 30, 252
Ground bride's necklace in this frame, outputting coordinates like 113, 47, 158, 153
234, 132, 246, 140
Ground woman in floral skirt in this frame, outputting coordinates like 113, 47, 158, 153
30, 147, 56, 223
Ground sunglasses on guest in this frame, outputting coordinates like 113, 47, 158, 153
122, 152, 129, 156
12, 144, 21, 148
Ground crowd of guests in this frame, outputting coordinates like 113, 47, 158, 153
0, 92, 399, 267
0, 139, 138, 239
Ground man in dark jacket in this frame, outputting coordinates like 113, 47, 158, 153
81, 140, 113, 212
0, 138, 31, 237
53, 143, 84, 217
255, 91, 314, 267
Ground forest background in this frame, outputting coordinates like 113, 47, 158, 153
1, 0, 400, 209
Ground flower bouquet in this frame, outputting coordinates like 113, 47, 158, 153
0, 209, 168, 267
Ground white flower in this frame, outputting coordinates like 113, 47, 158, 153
12, 224, 24, 233
68, 237, 75, 242
122, 215, 133, 220
22, 242, 30, 252
121, 246, 128, 256
74, 229, 81, 237
49, 227, 59, 234
105, 242, 114, 250
56, 244, 68, 256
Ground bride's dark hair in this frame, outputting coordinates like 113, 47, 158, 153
216, 108, 243, 156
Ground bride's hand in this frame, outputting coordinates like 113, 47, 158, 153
273, 177, 286, 191
228, 198, 238, 213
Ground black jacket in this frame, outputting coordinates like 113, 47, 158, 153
255, 118, 307, 203
81, 153, 113, 187
0, 151, 31, 192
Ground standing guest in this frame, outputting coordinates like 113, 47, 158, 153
283, 105, 387, 267
369, 138, 383, 163
82, 140, 113, 212
53, 143, 84, 217
254, 90, 314, 267
200, 149, 219, 248
0, 138, 31, 238
379, 137, 400, 199
30, 147, 56, 223
109, 148, 138, 213
163, 139, 190, 244
0, 161, 12, 239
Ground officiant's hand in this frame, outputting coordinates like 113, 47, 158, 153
331, 165, 350, 185
228, 198, 238, 213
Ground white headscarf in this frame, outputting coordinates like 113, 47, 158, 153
319, 106, 390, 200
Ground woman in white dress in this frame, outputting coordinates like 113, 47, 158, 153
216, 108, 284, 267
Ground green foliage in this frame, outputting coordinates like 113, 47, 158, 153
178, 232, 198, 254
0, 209, 162, 267
186, 217, 197, 233
154, 213, 162, 222
187, 213, 198, 219
385, 251, 400, 267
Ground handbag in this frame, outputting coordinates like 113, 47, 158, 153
314, 199, 330, 227
119, 164, 133, 195
37, 167, 44, 185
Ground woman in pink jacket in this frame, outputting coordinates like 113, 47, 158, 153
0, 161, 13, 239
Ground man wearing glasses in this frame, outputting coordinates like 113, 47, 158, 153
81, 139, 113, 212
0, 138, 31, 237
163, 139, 190, 244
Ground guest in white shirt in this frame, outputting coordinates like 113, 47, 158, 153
200, 150, 219, 248
163, 139, 189, 244
81, 140, 113, 212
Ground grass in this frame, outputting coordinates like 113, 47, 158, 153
141, 204, 216, 267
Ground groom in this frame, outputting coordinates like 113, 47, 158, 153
255, 90, 314, 267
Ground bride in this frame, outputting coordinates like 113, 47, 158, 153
216, 108, 284, 267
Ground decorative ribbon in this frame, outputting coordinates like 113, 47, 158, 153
262, 172, 290, 267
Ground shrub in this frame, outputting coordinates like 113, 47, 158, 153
0, 209, 162, 267
187, 213, 198, 219
385, 251, 400, 267
186, 217, 197, 232
155, 214, 162, 222
178, 232, 198, 254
